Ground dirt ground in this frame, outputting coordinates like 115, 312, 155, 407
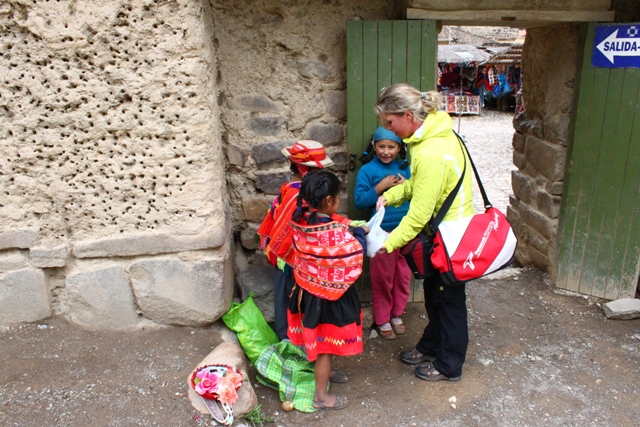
2, 267, 639, 427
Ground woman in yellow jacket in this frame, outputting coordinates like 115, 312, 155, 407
375, 84, 474, 381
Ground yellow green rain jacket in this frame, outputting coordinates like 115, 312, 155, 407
383, 111, 475, 252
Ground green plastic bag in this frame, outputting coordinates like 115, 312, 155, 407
222, 292, 279, 364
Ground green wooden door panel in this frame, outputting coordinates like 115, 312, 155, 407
346, 20, 437, 302
600, 72, 640, 300
556, 22, 640, 299
555, 24, 596, 291
580, 68, 626, 298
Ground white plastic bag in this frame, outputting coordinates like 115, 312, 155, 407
365, 206, 388, 257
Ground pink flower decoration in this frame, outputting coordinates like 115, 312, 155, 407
216, 376, 239, 405
225, 370, 243, 388
194, 369, 219, 396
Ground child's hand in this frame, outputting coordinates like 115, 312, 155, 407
396, 173, 406, 184
376, 175, 401, 194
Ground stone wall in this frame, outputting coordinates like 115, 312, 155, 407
507, 23, 580, 274
209, 0, 398, 257
0, 0, 233, 328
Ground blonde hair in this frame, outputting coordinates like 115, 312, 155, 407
374, 84, 443, 124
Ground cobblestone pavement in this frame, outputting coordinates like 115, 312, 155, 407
453, 109, 516, 214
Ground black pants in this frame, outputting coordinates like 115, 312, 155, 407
273, 266, 295, 341
415, 275, 468, 378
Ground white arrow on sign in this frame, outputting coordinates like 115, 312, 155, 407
596, 29, 640, 63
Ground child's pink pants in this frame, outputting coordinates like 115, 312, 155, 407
370, 246, 412, 326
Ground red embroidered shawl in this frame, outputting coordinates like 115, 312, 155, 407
291, 221, 364, 301
256, 181, 349, 267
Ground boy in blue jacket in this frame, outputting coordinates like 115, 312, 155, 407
354, 127, 412, 340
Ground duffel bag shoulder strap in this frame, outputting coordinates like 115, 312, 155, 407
429, 132, 492, 235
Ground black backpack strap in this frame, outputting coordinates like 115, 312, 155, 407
428, 132, 492, 234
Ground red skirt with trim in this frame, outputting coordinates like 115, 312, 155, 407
287, 284, 363, 362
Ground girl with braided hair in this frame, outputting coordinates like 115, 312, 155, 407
256, 140, 349, 342
354, 126, 412, 340
288, 170, 369, 411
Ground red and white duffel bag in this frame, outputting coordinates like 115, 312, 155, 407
431, 133, 517, 285
401, 132, 517, 285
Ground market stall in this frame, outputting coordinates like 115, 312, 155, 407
478, 44, 523, 111
437, 45, 491, 115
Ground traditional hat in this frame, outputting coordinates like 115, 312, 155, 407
281, 140, 334, 168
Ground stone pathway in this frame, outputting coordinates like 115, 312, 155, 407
453, 109, 516, 214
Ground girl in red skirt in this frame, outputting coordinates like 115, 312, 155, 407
287, 170, 369, 411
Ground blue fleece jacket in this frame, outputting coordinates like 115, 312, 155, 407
354, 156, 411, 231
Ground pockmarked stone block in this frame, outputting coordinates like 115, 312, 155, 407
602, 298, 640, 320
304, 123, 343, 147
130, 259, 232, 326
0, 229, 37, 250
242, 197, 272, 221
29, 245, 70, 268
0, 268, 51, 325
66, 266, 140, 328
73, 230, 225, 259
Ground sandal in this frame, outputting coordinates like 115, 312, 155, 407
377, 324, 396, 340
400, 347, 436, 365
313, 395, 349, 411
329, 369, 349, 384
390, 318, 405, 334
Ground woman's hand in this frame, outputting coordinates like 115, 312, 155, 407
360, 225, 370, 235
376, 196, 387, 210
376, 246, 387, 255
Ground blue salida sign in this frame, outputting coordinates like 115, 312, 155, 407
592, 24, 640, 68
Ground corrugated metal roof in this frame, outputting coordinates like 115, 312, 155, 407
481, 44, 523, 65
438, 26, 496, 45
438, 44, 492, 63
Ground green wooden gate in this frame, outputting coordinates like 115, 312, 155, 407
346, 20, 437, 301
556, 23, 640, 300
